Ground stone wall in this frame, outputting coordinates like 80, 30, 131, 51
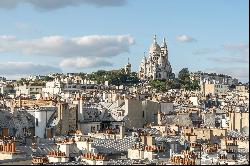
68, 104, 77, 131
125, 99, 144, 129
0, 109, 34, 138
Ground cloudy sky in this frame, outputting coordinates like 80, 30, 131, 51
0, 0, 249, 82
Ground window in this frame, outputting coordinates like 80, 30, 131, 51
36, 118, 39, 126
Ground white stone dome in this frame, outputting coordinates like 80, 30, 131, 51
149, 43, 161, 54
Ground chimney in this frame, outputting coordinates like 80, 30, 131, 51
19, 97, 22, 107
140, 134, 147, 145
6, 143, 9, 152
146, 135, 156, 146
11, 142, 16, 152
78, 97, 84, 121
120, 125, 125, 139
157, 111, 162, 125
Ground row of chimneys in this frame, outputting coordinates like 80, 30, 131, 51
204, 144, 219, 153
226, 137, 245, 141
48, 151, 66, 157
170, 156, 196, 165
206, 148, 218, 153
144, 145, 165, 152
82, 153, 107, 161
77, 137, 93, 142
0, 142, 16, 153
58, 137, 93, 143
219, 154, 227, 159
32, 157, 48, 164
189, 142, 202, 148
181, 150, 196, 159
40, 97, 57, 101
57, 138, 75, 143
225, 141, 238, 146
69, 129, 82, 134
226, 149, 236, 153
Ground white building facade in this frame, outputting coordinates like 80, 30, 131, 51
139, 35, 174, 81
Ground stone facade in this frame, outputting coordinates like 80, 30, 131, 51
139, 35, 174, 81
53, 102, 77, 136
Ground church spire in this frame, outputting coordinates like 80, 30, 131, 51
161, 37, 167, 47
126, 57, 131, 67
142, 52, 147, 63
153, 35, 157, 44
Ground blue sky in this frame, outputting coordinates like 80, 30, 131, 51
0, 0, 249, 82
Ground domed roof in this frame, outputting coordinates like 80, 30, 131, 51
149, 35, 161, 54
150, 43, 161, 53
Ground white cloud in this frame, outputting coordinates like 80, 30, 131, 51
0, 62, 62, 76
0, 34, 134, 69
223, 43, 249, 63
193, 48, 220, 55
175, 34, 196, 43
223, 43, 249, 50
0, 35, 135, 58
208, 55, 249, 64
60, 57, 112, 68
193, 42, 249, 65
0, 0, 127, 10
0, 35, 16, 40
206, 43, 249, 64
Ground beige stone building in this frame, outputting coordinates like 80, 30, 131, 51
125, 98, 144, 129
183, 127, 227, 144
201, 82, 228, 95
229, 112, 249, 132
52, 102, 77, 136
236, 85, 248, 92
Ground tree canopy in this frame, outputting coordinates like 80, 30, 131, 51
149, 80, 167, 92
178, 68, 200, 91
178, 68, 190, 85
79, 69, 140, 86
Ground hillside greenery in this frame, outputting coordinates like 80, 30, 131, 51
149, 68, 200, 92
78, 69, 140, 86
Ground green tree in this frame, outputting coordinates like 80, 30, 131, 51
190, 80, 200, 91
149, 80, 166, 92
83, 69, 140, 86
166, 79, 181, 90
177, 68, 201, 91
44, 76, 54, 82
178, 68, 190, 85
